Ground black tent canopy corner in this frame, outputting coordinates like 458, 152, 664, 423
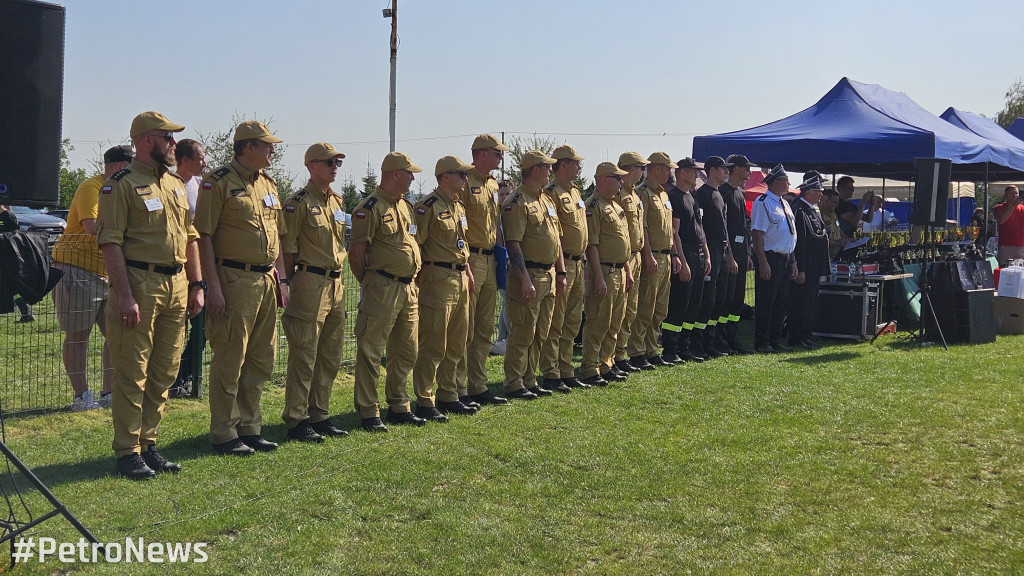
692, 77, 1024, 182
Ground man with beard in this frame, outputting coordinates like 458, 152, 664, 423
610, 152, 647, 375
195, 121, 288, 456
97, 111, 204, 479
457, 134, 510, 408
279, 143, 350, 442
628, 152, 680, 369
662, 158, 711, 363
788, 174, 830, 349
693, 156, 738, 358
718, 154, 754, 354
539, 145, 589, 392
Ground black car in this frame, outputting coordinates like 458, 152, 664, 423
10, 205, 67, 246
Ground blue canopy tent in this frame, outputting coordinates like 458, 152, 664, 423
692, 78, 1024, 181
940, 107, 1024, 168
1007, 118, 1024, 142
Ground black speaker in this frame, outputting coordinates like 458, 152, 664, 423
909, 157, 951, 227
0, 0, 65, 208
922, 289, 996, 344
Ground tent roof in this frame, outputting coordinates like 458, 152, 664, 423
941, 107, 1024, 169
692, 78, 1024, 181
1008, 118, 1024, 142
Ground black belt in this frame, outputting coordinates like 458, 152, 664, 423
297, 263, 342, 278
601, 262, 626, 270
376, 270, 414, 284
125, 259, 182, 276
217, 258, 274, 273
563, 253, 583, 262
524, 260, 553, 270
468, 246, 494, 256
657, 249, 673, 255
424, 261, 467, 272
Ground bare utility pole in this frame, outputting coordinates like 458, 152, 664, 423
383, 1, 398, 152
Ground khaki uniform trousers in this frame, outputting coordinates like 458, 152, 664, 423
206, 267, 277, 444
503, 267, 555, 393
457, 251, 496, 396
281, 270, 345, 429
413, 266, 470, 406
614, 251, 642, 362
108, 268, 187, 458
580, 265, 626, 378
628, 252, 671, 358
353, 273, 418, 418
540, 258, 583, 379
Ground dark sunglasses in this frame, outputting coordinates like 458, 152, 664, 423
323, 159, 344, 167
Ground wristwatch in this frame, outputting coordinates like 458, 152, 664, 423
188, 280, 207, 292
278, 278, 291, 285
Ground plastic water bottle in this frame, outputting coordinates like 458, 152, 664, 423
830, 261, 838, 282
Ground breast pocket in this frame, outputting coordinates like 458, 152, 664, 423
227, 194, 256, 219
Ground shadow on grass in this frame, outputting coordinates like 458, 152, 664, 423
784, 351, 861, 365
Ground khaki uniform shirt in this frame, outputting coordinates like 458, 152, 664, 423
501, 183, 561, 265
464, 167, 500, 250
637, 180, 673, 252
544, 182, 588, 256
350, 191, 421, 278
586, 195, 631, 264
414, 190, 469, 266
96, 160, 197, 265
193, 159, 285, 266
616, 183, 645, 254
281, 183, 347, 270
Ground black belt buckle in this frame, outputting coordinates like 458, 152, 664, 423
125, 259, 183, 276
219, 258, 273, 273
376, 269, 413, 284
601, 262, 625, 270
299, 264, 342, 278
658, 249, 673, 255
468, 246, 494, 256
524, 260, 553, 270
563, 253, 583, 262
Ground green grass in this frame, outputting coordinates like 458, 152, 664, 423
2, 334, 1023, 574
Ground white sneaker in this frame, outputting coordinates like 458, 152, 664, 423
490, 339, 507, 356
98, 392, 113, 408
71, 390, 100, 412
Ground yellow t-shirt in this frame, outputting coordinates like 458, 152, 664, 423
52, 174, 105, 276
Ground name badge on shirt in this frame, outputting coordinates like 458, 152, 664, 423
493, 192, 499, 203
334, 209, 345, 222
665, 199, 672, 210
144, 198, 164, 212
263, 194, 278, 207
578, 199, 586, 208
460, 215, 468, 229
699, 208, 704, 218
408, 224, 418, 235
547, 206, 557, 218
734, 235, 745, 244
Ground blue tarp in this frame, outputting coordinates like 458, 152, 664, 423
692, 78, 1024, 180
1008, 118, 1024, 142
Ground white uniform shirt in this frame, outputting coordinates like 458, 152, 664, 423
751, 192, 797, 254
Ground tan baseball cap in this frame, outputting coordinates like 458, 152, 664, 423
130, 111, 185, 139
434, 155, 474, 176
551, 145, 584, 161
595, 162, 628, 178
233, 121, 283, 143
304, 143, 346, 164
647, 151, 678, 169
381, 151, 423, 173
520, 150, 557, 170
618, 151, 650, 167
471, 133, 510, 151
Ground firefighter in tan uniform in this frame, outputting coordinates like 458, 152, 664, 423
411, 156, 478, 421
580, 163, 635, 385
195, 121, 288, 456
279, 143, 350, 443
501, 150, 566, 399
349, 151, 424, 432
456, 134, 510, 407
97, 111, 204, 480
628, 151, 681, 369
539, 145, 588, 393
611, 152, 648, 375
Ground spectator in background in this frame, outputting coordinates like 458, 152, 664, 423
170, 138, 207, 397
819, 188, 848, 259
993, 185, 1024, 265
0, 205, 35, 322
491, 180, 513, 354
860, 194, 898, 232
51, 145, 133, 410
834, 176, 872, 237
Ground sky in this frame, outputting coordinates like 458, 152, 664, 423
59, 0, 1024, 190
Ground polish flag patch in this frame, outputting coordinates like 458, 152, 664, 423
355, 211, 366, 219
416, 208, 427, 215
202, 182, 213, 190
285, 205, 295, 213
101, 186, 112, 194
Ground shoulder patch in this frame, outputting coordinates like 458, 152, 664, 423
416, 207, 427, 215
364, 196, 378, 210
470, 187, 481, 195
285, 205, 295, 213
424, 196, 437, 207
293, 190, 308, 201
111, 168, 131, 181
210, 167, 230, 181
544, 183, 556, 192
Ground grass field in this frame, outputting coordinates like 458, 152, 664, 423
2, 333, 1023, 575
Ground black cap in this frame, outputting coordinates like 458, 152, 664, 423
704, 156, 732, 170
762, 164, 787, 185
797, 175, 824, 192
103, 145, 134, 164
726, 154, 752, 167
675, 157, 703, 170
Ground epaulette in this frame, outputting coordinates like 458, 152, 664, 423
168, 172, 184, 182
292, 189, 308, 201
544, 182, 557, 192
424, 196, 437, 207
209, 167, 230, 181
510, 193, 522, 204
262, 172, 276, 184
755, 194, 767, 202
587, 197, 598, 208
111, 168, 131, 181
364, 196, 378, 210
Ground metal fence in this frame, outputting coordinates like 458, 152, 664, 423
2, 234, 757, 414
